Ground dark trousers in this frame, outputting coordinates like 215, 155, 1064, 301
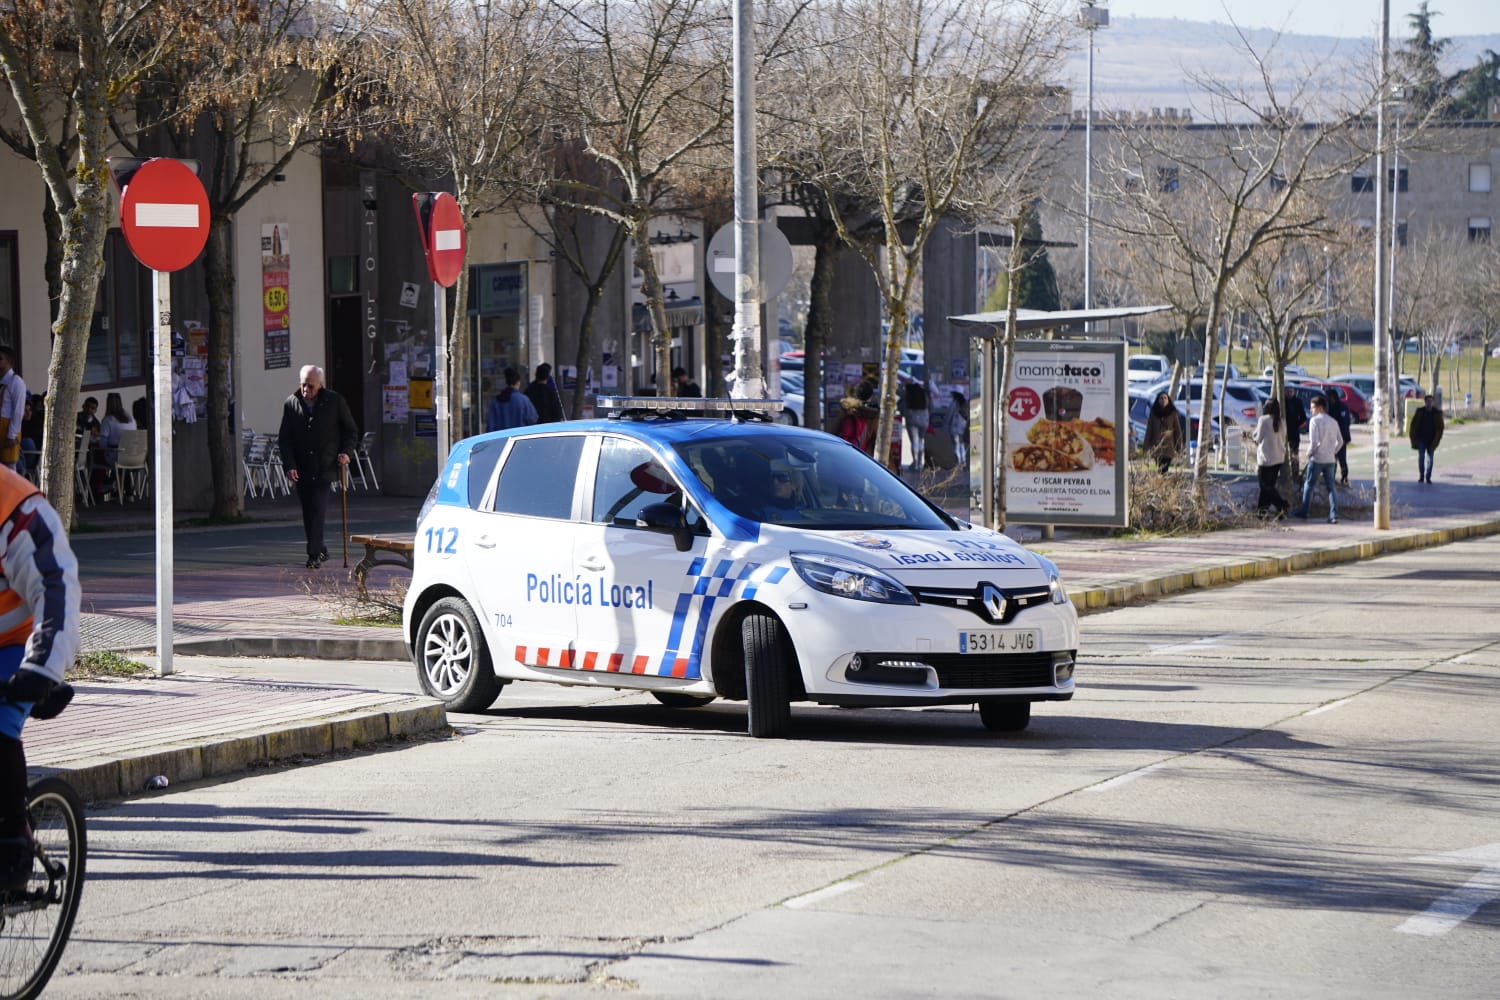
1336, 442, 1349, 483
1256, 463, 1288, 513
295, 478, 330, 559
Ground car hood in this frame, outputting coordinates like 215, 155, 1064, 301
758, 522, 1052, 577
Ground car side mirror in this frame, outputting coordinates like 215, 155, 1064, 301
637, 502, 695, 552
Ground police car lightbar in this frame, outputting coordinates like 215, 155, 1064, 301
597, 396, 784, 421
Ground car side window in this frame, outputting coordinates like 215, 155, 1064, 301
492, 435, 584, 519
466, 439, 504, 508
591, 437, 704, 531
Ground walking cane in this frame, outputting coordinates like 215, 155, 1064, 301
341, 461, 349, 569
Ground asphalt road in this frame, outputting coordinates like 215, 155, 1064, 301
44, 535, 1500, 998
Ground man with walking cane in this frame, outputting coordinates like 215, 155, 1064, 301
278, 364, 359, 569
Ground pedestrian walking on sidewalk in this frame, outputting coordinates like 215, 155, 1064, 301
487, 368, 538, 432
1325, 389, 1352, 485
0, 346, 27, 474
1252, 397, 1289, 518
0, 463, 81, 890
1282, 389, 1306, 482
525, 363, 567, 421
1143, 392, 1184, 474
278, 364, 359, 569
1293, 395, 1341, 523
1407, 394, 1444, 483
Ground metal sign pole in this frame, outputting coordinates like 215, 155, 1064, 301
153, 269, 174, 676
434, 283, 449, 463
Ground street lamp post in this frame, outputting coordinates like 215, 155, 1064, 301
1079, 2, 1108, 314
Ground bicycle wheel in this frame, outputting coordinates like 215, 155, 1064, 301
0, 777, 86, 1000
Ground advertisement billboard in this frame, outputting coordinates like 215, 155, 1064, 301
1005, 340, 1127, 527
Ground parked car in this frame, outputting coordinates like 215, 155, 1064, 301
1263, 364, 1308, 379
777, 371, 804, 425
1143, 377, 1262, 429
1127, 354, 1172, 383
1329, 373, 1422, 402
403, 397, 1080, 737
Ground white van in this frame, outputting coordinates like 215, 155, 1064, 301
1127, 354, 1171, 383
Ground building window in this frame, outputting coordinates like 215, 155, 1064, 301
328, 255, 359, 294
83, 231, 150, 388
1395, 220, 1408, 247
1269, 172, 1287, 192
1471, 164, 1492, 193
1351, 172, 1374, 193
1156, 166, 1179, 193
1470, 217, 1492, 243
1387, 166, 1408, 193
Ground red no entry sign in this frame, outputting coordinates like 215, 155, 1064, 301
413, 192, 465, 288
113, 158, 210, 272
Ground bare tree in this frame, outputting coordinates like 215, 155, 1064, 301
0, 1, 186, 526
1462, 235, 1500, 409
126, 1, 365, 518
538, 0, 731, 402
354, 0, 562, 445
763, 0, 1069, 468
1095, 31, 1373, 504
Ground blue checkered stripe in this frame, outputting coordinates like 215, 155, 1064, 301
658, 557, 790, 678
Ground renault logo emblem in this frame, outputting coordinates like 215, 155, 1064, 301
981, 585, 1007, 622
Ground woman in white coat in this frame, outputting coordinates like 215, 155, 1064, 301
1252, 397, 1289, 518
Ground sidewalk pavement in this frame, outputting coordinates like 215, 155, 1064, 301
37, 427, 1499, 804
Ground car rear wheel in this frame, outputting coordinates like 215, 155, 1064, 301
416, 597, 503, 712
651, 691, 716, 709
742, 614, 793, 738
777, 408, 798, 426
978, 699, 1031, 732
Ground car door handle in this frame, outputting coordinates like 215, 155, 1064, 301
579, 555, 607, 572
474, 536, 497, 549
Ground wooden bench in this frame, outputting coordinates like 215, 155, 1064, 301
349, 533, 415, 596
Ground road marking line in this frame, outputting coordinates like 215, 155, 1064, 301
1306, 697, 1355, 717
1086, 763, 1166, 792
1397, 868, 1500, 937
784, 881, 862, 909
1148, 631, 1253, 656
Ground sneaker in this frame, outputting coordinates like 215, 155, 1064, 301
305, 557, 321, 569
1328, 517, 1338, 524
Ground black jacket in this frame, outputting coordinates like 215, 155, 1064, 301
278, 388, 359, 482
524, 379, 565, 423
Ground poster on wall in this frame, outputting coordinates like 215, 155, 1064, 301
1004, 340, 1127, 528
262, 223, 291, 370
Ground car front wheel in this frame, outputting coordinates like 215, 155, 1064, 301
742, 614, 793, 738
416, 597, 503, 712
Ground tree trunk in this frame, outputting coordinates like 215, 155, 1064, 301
871, 293, 904, 471
803, 229, 841, 431
448, 252, 469, 443
632, 230, 672, 396
204, 217, 242, 519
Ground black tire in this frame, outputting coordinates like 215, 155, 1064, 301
416, 597, 503, 713
978, 699, 1031, 733
777, 409, 799, 426
0, 777, 86, 1000
742, 614, 793, 738
650, 692, 717, 709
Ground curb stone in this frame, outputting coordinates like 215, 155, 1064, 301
34, 697, 448, 804
1067, 516, 1500, 615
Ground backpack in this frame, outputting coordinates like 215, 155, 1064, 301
904, 382, 929, 411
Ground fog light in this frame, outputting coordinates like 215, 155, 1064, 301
848, 654, 864, 674
1052, 652, 1075, 685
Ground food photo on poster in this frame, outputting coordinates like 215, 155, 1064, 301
1004, 341, 1127, 527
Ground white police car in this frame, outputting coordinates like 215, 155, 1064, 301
403, 397, 1078, 737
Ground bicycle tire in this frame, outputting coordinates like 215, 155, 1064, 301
0, 777, 86, 1000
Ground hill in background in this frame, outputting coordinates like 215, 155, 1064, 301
1059, 16, 1500, 122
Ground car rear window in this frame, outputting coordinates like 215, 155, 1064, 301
492, 435, 584, 519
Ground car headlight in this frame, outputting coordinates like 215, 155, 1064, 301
790, 552, 917, 605
1036, 555, 1070, 605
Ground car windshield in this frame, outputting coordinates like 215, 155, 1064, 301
673, 433, 953, 531
1128, 358, 1161, 371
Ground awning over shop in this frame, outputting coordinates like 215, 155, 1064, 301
948, 304, 1170, 335
633, 298, 705, 333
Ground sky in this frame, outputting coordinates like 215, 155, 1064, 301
1111, 1, 1500, 39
